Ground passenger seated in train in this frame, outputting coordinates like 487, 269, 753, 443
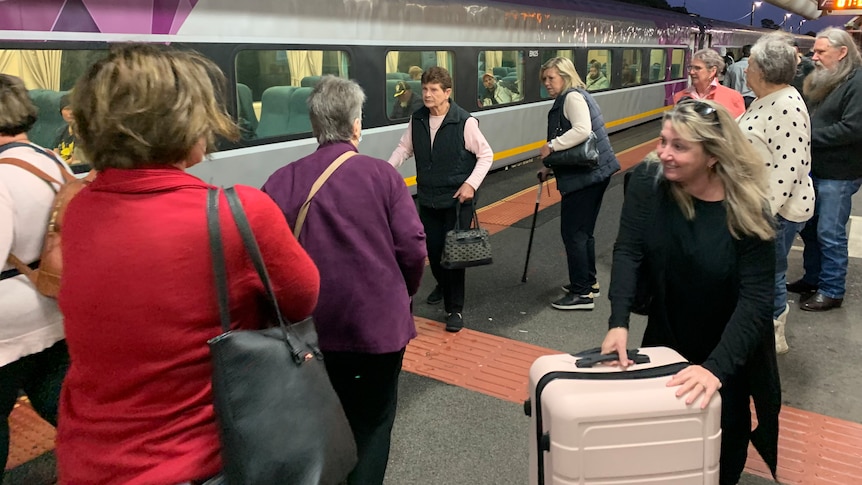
602, 100, 779, 485
262, 75, 427, 485
388, 66, 494, 333
55, 44, 320, 485
52, 94, 76, 162
0, 73, 70, 485
391, 80, 423, 119
480, 72, 514, 106
673, 49, 745, 118
584, 60, 609, 91
408, 65, 423, 80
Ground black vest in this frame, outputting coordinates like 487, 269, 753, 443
547, 88, 620, 194
412, 101, 477, 208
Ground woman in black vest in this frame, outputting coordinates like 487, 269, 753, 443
538, 57, 620, 310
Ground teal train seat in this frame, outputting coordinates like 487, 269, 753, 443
300, 76, 321, 88
28, 89, 68, 149
386, 72, 410, 80
285, 87, 313, 135
236, 83, 258, 139
255, 86, 296, 139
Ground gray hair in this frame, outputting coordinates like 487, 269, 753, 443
308, 75, 366, 144
693, 49, 725, 74
750, 33, 797, 85
817, 27, 862, 71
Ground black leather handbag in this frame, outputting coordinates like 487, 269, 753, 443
206, 187, 357, 485
542, 131, 599, 170
440, 202, 493, 269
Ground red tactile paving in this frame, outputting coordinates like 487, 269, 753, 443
403, 317, 862, 485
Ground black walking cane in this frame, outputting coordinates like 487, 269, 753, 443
521, 173, 545, 282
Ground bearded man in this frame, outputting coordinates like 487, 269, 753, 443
789, 28, 862, 311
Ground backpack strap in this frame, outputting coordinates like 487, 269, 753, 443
0, 152, 75, 284
0, 157, 64, 186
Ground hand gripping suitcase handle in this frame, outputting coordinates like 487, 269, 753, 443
572, 347, 650, 368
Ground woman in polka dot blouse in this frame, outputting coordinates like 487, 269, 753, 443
738, 32, 815, 355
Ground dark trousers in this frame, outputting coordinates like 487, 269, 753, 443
0, 340, 69, 482
419, 204, 474, 314
560, 179, 610, 295
717, 378, 753, 485
324, 349, 405, 485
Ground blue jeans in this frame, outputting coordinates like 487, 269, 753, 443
774, 216, 806, 318
799, 177, 862, 299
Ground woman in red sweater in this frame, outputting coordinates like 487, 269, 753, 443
56, 45, 320, 485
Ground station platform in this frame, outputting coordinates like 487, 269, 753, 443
5, 120, 861, 485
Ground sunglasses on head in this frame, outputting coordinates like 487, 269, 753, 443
677, 99, 718, 120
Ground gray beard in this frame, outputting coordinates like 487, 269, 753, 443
804, 62, 854, 104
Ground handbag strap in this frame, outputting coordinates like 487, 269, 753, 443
293, 151, 357, 239
207, 188, 313, 363
206, 188, 232, 333
454, 200, 482, 231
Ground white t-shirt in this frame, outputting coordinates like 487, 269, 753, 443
0, 142, 68, 367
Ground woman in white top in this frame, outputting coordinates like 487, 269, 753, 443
738, 33, 815, 354
0, 74, 70, 480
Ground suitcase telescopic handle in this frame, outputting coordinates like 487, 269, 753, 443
572, 348, 651, 368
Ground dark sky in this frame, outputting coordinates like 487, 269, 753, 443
669, 0, 856, 34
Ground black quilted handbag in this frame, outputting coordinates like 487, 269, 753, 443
206, 187, 357, 485
440, 202, 493, 269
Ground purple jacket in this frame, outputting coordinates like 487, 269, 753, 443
262, 142, 426, 353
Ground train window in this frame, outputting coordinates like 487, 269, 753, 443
621, 50, 643, 87
585, 50, 611, 91
235, 49, 351, 139
478, 50, 523, 108
385, 50, 454, 121
0, 48, 107, 171
649, 49, 667, 82
670, 49, 686, 80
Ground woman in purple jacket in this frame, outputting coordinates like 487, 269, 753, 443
262, 75, 427, 485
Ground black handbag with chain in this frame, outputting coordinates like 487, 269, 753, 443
440, 202, 493, 269
542, 89, 600, 170
206, 187, 357, 485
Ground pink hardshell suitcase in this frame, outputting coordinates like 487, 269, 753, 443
525, 346, 721, 485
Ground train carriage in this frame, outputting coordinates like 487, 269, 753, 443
0, 0, 814, 189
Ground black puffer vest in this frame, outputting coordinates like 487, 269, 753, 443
412, 101, 477, 208
547, 88, 620, 194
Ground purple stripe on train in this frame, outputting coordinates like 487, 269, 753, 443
0, 0, 198, 34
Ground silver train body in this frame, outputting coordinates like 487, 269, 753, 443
0, 0, 814, 189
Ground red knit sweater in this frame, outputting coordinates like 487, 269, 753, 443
56, 168, 319, 485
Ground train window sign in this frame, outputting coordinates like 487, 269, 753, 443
820, 0, 862, 14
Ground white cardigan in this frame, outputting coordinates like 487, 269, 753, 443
0, 142, 68, 367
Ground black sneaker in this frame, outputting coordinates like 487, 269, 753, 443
426, 285, 443, 305
551, 293, 595, 310
445, 312, 463, 332
560, 283, 601, 297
